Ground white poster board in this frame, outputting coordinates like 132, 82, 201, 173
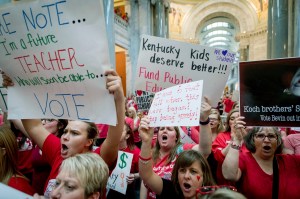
0, 183, 33, 199
0, 76, 8, 112
0, 0, 116, 124
135, 35, 235, 107
148, 80, 203, 127
107, 151, 133, 195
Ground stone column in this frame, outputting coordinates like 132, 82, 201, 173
294, 0, 300, 56
139, 0, 152, 35
153, 0, 166, 37
267, 0, 288, 58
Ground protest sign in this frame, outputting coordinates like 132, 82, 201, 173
135, 35, 235, 106
135, 90, 154, 112
107, 151, 133, 195
240, 57, 300, 127
148, 80, 203, 127
0, 183, 32, 199
0, 75, 8, 112
0, 0, 116, 124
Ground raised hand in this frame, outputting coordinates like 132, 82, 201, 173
138, 116, 154, 143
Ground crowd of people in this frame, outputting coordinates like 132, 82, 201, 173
0, 69, 300, 199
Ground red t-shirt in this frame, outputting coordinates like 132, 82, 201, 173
16, 133, 34, 176
238, 153, 300, 199
42, 134, 63, 197
238, 152, 273, 199
8, 176, 35, 196
96, 124, 109, 139
122, 146, 140, 173
223, 98, 234, 113
277, 154, 300, 199
146, 143, 194, 199
212, 131, 248, 185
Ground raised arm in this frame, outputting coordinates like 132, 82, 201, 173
21, 119, 50, 149
222, 116, 246, 181
138, 116, 163, 195
192, 96, 212, 157
100, 69, 125, 166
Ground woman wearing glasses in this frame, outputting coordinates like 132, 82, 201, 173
222, 118, 300, 199
212, 109, 248, 185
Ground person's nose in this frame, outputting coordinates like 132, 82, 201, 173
61, 132, 70, 141
50, 184, 62, 199
184, 171, 191, 179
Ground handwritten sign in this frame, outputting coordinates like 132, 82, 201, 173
0, 183, 32, 199
240, 58, 300, 127
135, 90, 154, 112
135, 35, 235, 106
107, 151, 133, 195
0, 75, 8, 112
0, 0, 116, 124
148, 80, 203, 127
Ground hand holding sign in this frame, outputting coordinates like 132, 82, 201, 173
147, 80, 203, 127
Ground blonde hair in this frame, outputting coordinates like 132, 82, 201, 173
59, 153, 109, 197
0, 125, 18, 184
210, 109, 224, 133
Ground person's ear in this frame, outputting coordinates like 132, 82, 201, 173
88, 192, 100, 199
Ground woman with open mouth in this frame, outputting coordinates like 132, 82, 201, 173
139, 97, 213, 199
222, 117, 300, 199
16, 69, 125, 198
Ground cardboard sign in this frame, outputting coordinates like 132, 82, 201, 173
0, 183, 32, 199
148, 80, 203, 127
135, 35, 235, 107
0, 0, 116, 124
135, 90, 154, 112
107, 151, 133, 195
239, 57, 300, 127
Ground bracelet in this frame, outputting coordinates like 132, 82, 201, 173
139, 159, 150, 165
139, 155, 152, 161
199, 118, 210, 125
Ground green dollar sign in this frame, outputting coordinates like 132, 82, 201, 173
118, 153, 128, 169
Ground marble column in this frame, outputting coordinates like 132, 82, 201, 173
103, 0, 116, 68
294, 0, 300, 56
128, 0, 140, 92
139, 0, 152, 35
267, 0, 288, 58
153, 0, 166, 37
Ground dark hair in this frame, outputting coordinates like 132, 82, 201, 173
171, 150, 215, 197
225, 109, 239, 132
83, 122, 99, 150
244, 127, 283, 154
56, 119, 68, 138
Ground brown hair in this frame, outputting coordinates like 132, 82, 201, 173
153, 126, 181, 165
0, 125, 18, 184
124, 122, 135, 150
172, 150, 215, 197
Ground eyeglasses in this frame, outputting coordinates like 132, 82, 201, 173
196, 185, 237, 196
209, 118, 218, 122
254, 134, 277, 141
41, 119, 57, 123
